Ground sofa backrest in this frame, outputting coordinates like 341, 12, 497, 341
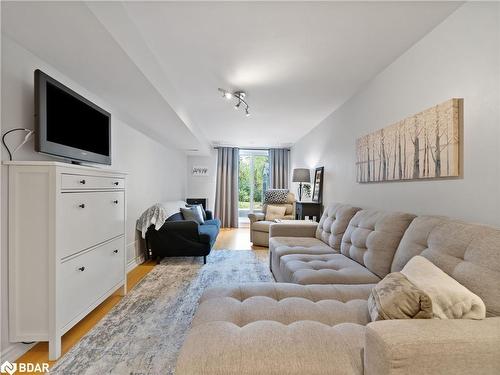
315, 203, 361, 250
341, 209, 416, 278
263, 192, 296, 216
392, 216, 500, 317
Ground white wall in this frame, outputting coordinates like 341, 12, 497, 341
186, 150, 218, 212
0, 36, 187, 360
291, 2, 500, 226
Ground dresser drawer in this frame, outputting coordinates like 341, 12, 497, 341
59, 237, 124, 328
61, 174, 124, 190
59, 191, 125, 258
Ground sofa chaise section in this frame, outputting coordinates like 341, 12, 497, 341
269, 203, 361, 276
273, 207, 416, 284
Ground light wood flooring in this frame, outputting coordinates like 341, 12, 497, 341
15, 226, 261, 372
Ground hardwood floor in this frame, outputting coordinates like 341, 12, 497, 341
15, 226, 261, 370
214, 225, 268, 251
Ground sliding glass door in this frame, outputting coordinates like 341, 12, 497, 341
239, 150, 269, 220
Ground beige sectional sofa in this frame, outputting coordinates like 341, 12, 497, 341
176, 203, 500, 374
269, 204, 416, 284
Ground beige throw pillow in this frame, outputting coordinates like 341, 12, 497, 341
265, 205, 287, 221
368, 272, 433, 321
401, 256, 486, 319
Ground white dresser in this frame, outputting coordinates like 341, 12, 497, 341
6, 161, 127, 360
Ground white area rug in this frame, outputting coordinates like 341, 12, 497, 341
50, 250, 273, 375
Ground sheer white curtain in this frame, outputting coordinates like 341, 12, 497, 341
214, 147, 239, 228
269, 148, 290, 189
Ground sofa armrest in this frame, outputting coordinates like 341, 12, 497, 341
269, 222, 318, 238
248, 212, 265, 223
205, 210, 213, 220
160, 220, 200, 240
365, 318, 500, 375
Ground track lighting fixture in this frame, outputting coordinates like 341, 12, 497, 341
218, 88, 250, 116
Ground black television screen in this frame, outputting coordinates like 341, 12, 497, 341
35, 70, 111, 165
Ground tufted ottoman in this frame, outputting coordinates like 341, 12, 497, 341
175, 283, 373, 374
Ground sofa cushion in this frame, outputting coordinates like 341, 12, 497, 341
271, 246, 336, 280
392, 216, 500, 317
341, 209, 416, 278
368, 272, 433, 321
269, 237, 332, 253
198, 224, 219, 246
180, 206, 204, 224
200, 282, 374, 303
280, 253, 381, 285
203, 218, 221, 228
193, 296, 370, 328
315, 203, 362, 249
176, 321, 366, 375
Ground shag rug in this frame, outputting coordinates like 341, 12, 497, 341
50, 250, 273, 375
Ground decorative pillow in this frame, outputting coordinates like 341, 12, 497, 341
186, 204, 207, 220
368, 272, 433, 321
401, 256, 486, 320
264, 189, 289, 204
180, 207, 205, 224
265, 205, 287, 221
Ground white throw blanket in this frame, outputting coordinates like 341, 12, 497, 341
136, 200, 186, 239
401, 256, 486, 319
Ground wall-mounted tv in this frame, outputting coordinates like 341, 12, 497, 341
34, 69, 111, 165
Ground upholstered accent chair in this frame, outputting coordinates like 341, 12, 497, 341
248, 191, 296, 247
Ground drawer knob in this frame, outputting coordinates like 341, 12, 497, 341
113, 249, 119, 254
113, 182, 119, 186
78, 266, 85, 272
113, 200, 119, 204
79, 179, 86, 185
79, 204, 86, 208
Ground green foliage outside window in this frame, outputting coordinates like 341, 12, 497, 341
239, 154, 269, 209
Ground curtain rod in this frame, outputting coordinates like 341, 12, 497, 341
213, 146, 290, 151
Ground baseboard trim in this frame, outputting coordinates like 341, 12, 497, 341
127, 255, 145, 272
1, 342, 36, 363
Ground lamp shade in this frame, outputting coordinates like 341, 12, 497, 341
292, 168, 311, 183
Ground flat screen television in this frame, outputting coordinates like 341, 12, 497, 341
34, 69, 111, 165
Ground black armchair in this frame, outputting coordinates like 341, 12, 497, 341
145, 210, 220, 264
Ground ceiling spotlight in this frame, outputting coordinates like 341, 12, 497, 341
218, 88, 250, 117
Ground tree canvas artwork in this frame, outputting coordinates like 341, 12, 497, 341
356, 98, 462, 183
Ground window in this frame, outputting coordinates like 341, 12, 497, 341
238, 149, 269, 219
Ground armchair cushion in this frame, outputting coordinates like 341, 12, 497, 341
265, 205, 287, 221
264, 189, 289, 204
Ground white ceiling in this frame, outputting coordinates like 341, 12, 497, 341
2, 1, 462, 154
